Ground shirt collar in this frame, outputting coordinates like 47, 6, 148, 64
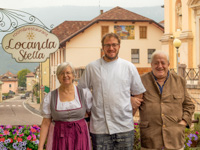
151, 70, 169, 82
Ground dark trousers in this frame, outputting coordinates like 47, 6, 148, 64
90, 130, 134, 150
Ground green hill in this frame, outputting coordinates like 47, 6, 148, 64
0, 46, 39, 75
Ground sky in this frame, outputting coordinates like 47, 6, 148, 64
1, 0, 164, 9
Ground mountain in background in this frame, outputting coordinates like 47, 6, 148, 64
0, 47, 39, 75
0, 5, 164, 75
22, 5, 164, 28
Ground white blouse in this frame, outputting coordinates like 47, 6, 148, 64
40, 85, 93, 118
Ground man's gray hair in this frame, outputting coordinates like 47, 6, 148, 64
56, 62, 76, 77
151, 50, 169, 63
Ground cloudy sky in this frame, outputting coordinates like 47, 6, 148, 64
1, 0, 164, 9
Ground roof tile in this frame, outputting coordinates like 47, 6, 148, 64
92, 6, 151, 21
52, 21, 90, 42
52, 6, 163, 46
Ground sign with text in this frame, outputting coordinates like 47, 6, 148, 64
2, 25, 59, 63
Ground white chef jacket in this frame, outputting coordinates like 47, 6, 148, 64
78, 57, 146, 134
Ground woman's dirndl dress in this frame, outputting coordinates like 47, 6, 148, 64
40, 85, 92, 150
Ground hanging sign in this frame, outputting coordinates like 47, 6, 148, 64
2, 25, 59, 63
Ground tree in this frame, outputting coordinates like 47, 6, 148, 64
17, 69, 31, 87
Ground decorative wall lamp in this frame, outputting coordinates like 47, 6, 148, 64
173, 38, 182, 74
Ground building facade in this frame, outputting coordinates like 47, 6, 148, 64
161, 0, 200, 68
26, 72, 35, 92
49, 6, 164, 90
0, 71, 18, 94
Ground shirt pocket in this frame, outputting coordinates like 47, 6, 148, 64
173, 94, 183, 103
139, 121, 149, 128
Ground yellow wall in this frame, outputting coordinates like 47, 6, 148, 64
41, 59, 50, 87
162, 0, 200, 68
40, 59, 50, 102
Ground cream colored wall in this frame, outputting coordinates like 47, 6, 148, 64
65, 21, 163, 68
50, 21, 163, 90
26, 77, 34, 91
65, 23, 101, 67
120, 22, 163, 67
2, 81, 18, 94
162, 44, 170, 56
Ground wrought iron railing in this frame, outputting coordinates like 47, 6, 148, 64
0, 8, 53, 33
185, 68, 199, 81
170, 68, 199, 81
169, 68, 177, 74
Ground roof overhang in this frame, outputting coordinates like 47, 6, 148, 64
59, 19, 164, 47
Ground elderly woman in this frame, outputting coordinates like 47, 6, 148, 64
38, 62, 92, 150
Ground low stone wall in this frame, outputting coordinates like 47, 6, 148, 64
187, 88, 200, 112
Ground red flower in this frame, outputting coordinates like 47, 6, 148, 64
31, 127, 36, 133
27, 148, 32, 150
8, 138, 13, 143
14, 135, 17, 140
0, 137, 5, 142
17, 137, 23, 142
3, 130, 10, 135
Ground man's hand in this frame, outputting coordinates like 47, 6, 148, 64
131, 96, 143, 110
131, 94, 143, 116
178, 120, 187, 126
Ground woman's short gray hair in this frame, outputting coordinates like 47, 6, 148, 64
56, 62, 76, 77
151, 50, 169, 63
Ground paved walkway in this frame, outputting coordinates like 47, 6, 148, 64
24, 95, 41, 116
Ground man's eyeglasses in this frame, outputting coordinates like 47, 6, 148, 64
103, 43, 119, 48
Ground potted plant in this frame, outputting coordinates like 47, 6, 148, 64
185, 128, 200, 150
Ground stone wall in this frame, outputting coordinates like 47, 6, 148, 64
187, 88, 200, 112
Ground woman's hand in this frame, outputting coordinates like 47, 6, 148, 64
38, 118, 51, 149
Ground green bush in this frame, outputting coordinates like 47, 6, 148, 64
134, 123, 141, 150
36, 97, 40, 104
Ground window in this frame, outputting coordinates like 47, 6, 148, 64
131, 49, 139, 63
101, 26, 109, 38
9, 84, 11, 88
139, 26, 147, 39
148, 49, 156, 63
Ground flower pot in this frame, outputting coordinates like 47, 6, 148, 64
190, 140, 200, 150
191, 140, 198, 147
